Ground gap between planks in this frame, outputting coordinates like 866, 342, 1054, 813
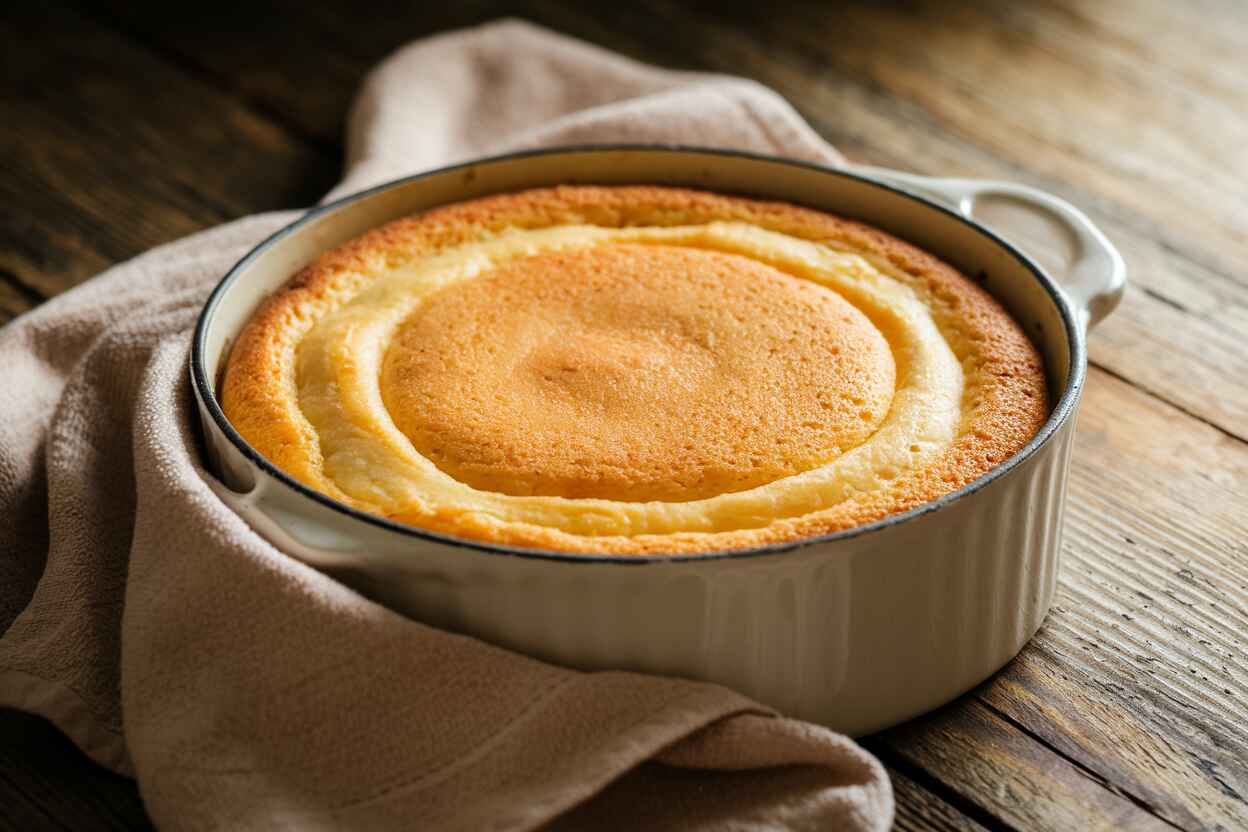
973, 698, 1187, 832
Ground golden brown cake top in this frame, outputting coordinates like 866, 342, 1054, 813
383, 243, 895, 503
220, 185, 1048, 555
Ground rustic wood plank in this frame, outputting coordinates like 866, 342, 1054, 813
0, 3, 337, 299
0, 709, 150, 831
971, 368, 1248, 830
870, 699, 1176, 832
0, 274, 39, 326
886, 764, 994, 832
77, 0, 505, 146
0, 787, 61, 832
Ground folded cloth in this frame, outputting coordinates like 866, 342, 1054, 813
0, 19, 891, 831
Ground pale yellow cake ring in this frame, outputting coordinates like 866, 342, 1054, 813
221, 186, 1048, 555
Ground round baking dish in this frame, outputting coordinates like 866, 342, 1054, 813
191, 147, 1125, 736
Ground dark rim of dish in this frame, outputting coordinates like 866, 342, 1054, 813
191, 144, 1086, 565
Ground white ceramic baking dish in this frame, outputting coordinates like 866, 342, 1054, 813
191, 147, 1124, 736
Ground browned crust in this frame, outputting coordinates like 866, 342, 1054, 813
221, 185, 1049, 555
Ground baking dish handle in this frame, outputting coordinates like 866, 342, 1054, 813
850, 165, 1126, 331
206, 473, 373, 567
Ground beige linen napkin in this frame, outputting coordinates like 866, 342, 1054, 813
0, 20, 891, 831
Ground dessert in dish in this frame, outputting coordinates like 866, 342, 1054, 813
220, 185, 1048, 555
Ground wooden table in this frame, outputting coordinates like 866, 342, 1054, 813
3, 2, 1245, 829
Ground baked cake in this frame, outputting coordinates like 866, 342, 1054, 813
220, 186, 1048, 554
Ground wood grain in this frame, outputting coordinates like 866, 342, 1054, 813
872, 699, 1176, 831
0, 3, 337, 299
975, 368, 1248, 830
886, 765, 992, 832
0, 275, 39, 326
79, 0, 503, 146
0, 710, 149, 831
